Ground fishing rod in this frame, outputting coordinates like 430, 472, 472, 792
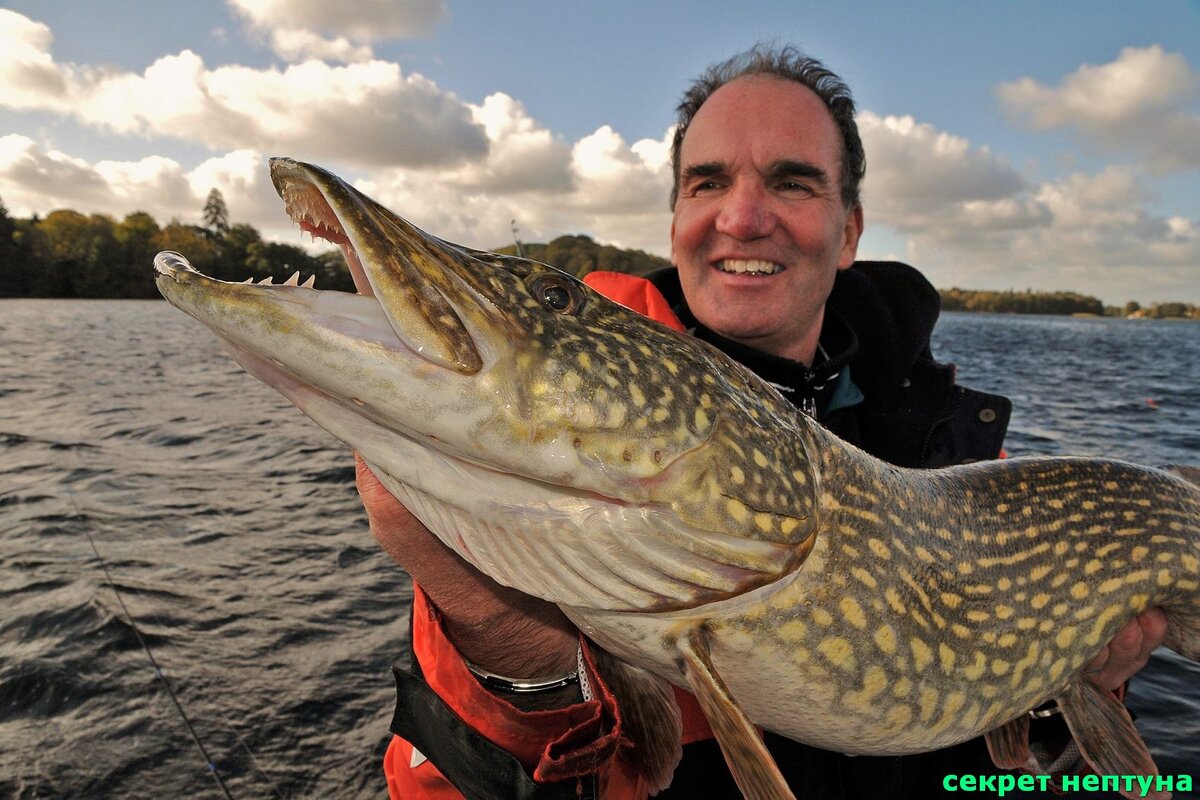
68, 488, 247, 799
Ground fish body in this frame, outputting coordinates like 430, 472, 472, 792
155, 158, 1200, 800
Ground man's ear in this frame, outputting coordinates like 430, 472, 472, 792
837, 204, 864, 271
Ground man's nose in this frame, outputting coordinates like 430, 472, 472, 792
715, 182, 776, 240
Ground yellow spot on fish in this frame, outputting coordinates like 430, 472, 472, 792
868, 538, 891, 559
885, 588, 906, 615
884, 706, 912, 732
1031, 593, 1050, 610
730, 466, 745, 484
991, 659, 1010, 676
845, 666, 888, 712
892, 677, 911, 697
938, 643, 956, 673
817, 637, 856, 671
910, 638, 932, 671
813, 608, 833, 627
754, 513, 773, 534
1085, 559, 1103, 575
778, 619, 807, 642
919, 687, 939, 722
964, 651, 987, 680
851, 567, 877, 589
840, 597, 867, 629
874, 625, 896, 654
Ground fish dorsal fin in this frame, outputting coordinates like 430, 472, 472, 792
984, 713, 1031, 769
675, 627, 795, 800
1058, 675, 1167, 799
589, 645, 682, 795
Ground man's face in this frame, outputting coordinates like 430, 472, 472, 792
671, 75, 863, 364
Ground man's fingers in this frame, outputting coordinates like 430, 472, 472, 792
1086, 608, 1167, 690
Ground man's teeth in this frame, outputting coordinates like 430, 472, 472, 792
718, 259, 782, 275
240, 272, 318, 289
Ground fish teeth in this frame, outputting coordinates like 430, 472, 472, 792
301, 274, 317, 289
284, 272, 301, 286
257, 276, 274, 285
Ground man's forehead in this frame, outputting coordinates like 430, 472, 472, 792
681, 75, 840, 163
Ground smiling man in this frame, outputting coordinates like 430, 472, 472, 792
670, 71, 862, 366
358, 45, 1167, 799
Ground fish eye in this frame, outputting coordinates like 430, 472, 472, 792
529, 275, 584, 315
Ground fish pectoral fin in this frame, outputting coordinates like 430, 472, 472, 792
1057, 675, 1167, 800
589, 645, 682, 795
984, 713, 1031, 769
675, 627, 795, 800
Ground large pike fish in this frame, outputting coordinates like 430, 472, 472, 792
155, 158, 1200, 800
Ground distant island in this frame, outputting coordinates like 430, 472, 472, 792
0, 193, 1194, 319
939, 288, 1198, 320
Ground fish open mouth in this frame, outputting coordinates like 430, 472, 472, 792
272, 159, 375, 299
156, 157, 486, 376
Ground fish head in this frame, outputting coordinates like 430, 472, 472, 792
155, 158, 820, 609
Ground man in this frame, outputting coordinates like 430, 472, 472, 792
357, 45, 1167, 798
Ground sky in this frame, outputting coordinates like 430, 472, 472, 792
1, 0, 1198, 305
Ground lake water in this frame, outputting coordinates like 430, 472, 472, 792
1, 300, 1197, 798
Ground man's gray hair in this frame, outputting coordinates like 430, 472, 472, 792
670, 44, 866, 211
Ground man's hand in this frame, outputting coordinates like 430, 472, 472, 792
1085, 608, 1167, 691
355, 453, 579, 679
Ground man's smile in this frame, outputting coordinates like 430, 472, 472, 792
715, 259, 784, 276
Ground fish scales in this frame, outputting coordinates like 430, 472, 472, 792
156, 158, 1200, 800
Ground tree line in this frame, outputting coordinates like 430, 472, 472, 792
0, 192, 668, 299
0, 190, 355, 298
940, 287, 1198, 319
0, 192, 1193, 318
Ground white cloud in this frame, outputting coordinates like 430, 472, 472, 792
226, 0, 445, 62
266, 28, 375, 64
859, 111, 1031, 231
0, 12, 488, 169
854, 110, 1199, 304
357, 122, 675, 256
227, 0, 445, 41
0, 10, 71, 112
997, 45, 1200, 172
0, 136, 290, 240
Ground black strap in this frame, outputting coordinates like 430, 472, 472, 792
389, 667, 595, 800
